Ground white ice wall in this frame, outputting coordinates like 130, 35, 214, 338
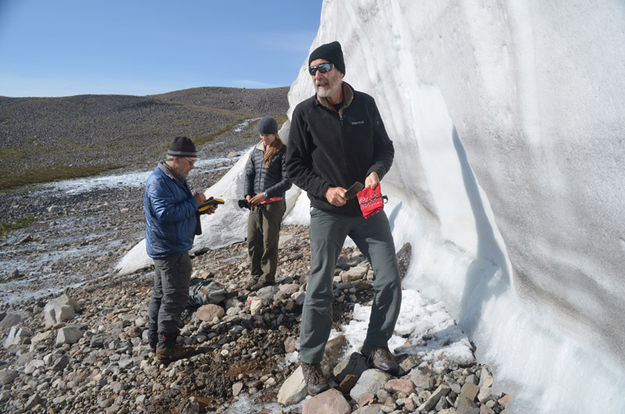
284, 1, 625, 413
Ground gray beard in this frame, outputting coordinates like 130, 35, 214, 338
315, 82, 338, 99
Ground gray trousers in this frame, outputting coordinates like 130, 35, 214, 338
299, 208, 402, 364
148, 252, 192, 348
247, 200, 286, 284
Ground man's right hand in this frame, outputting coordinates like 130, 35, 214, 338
194, 192, 206, 205
325, 186, 347, 207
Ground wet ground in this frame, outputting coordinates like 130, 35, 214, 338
0, 120, 259, 306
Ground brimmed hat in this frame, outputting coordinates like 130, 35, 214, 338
167, 136, 197, 158
309, 41, 345, 74
258, 116, 278, 134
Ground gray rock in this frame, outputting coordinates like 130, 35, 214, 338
51, 353, 70, 371
283, 336, 297, 353
478, 367, 494, 402
456, 395, 480, 414
118, 355, 134, 369
55, 325, 84, 345
277, 366, 307, 406
30, 330, 53, 347
0, 368, 18, 385
417, 384, 450, 412
273, 283, 299, 301
4, 325, 31, 347
43, 294, 78, 327
460, 382, 479, 402
356, 405, 385, 414
90, 333, 107, 348
302, 388, 351, 414
16, 351, 37, 367
24, 393, 41, 411
398, 354, 420, 373
195, 304, 225, 322
340, 264, 368, 283
232, 381, 243, 396
255, 285, 276, 303
24, 359, 45, 375
350, 369, 393, 401
0, 311, 26, 331
249, 299, 263, 316
409, 368, 434, 390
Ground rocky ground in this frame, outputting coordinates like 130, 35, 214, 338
0, 119, 260, 303
0, 223, 510, 414
0, 121, 510, 413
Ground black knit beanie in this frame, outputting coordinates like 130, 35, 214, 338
309, 41, 345, 74
258, 116, 278, 134
167, 136, 197, 158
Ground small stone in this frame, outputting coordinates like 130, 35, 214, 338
385, 378, 415, 395
359, 392, 375, 407
498, 393, 510, 406
232, 382, 244, 396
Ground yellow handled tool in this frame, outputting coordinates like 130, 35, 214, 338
198, 197, 224, 214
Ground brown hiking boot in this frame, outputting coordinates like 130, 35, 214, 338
301, 362, 329, 395
247, 277, 274, 291
156, 345, 193, 364
361, 345, 399, 374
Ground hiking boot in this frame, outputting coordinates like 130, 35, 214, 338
362, 345, 399, 374
248, 278, 274, 291
300, 362, 329, 395
248, 280, 265, 290
156, 345, 193, 364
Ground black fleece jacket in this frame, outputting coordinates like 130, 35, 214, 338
286, 82, 394, 216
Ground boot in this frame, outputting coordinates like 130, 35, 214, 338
248, 276, 274, 291
361, 344, 399, 374
301, 362, 329, 395
155, 344, 193, 364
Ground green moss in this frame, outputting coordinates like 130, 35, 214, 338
275, 115, 288, 125
0, 164, 122, 192
0, 217, 36, 238
194, 119, 246, 146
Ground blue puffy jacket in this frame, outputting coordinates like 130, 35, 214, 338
144, 164, 199, 258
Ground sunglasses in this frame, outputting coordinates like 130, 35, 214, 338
308, 62, 334, 75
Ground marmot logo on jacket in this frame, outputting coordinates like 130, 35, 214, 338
351, 120, 365, 125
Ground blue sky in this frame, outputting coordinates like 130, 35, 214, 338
0, 0, 322, 97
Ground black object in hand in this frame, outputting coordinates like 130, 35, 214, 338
238, 199, 250, 209
345, 181, 364, 200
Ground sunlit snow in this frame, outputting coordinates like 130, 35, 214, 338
118, 1, 625, 413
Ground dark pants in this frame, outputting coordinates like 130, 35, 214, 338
247, 200, 286, 284
299, 208, 402, 364
148, 252, 192, 348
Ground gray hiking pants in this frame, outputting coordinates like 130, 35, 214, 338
247, 200, 286, 284
299, 208, 402, 364
148, 252, 192, 347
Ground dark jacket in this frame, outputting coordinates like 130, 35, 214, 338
286, 82, 394, 216
244, 142, 291, 198
144, 162, 199, 258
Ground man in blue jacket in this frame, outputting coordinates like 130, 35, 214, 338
144, 136, 216, 363
286, 41, 402, 394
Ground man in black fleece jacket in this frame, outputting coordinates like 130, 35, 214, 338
286, 41, 402, 395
